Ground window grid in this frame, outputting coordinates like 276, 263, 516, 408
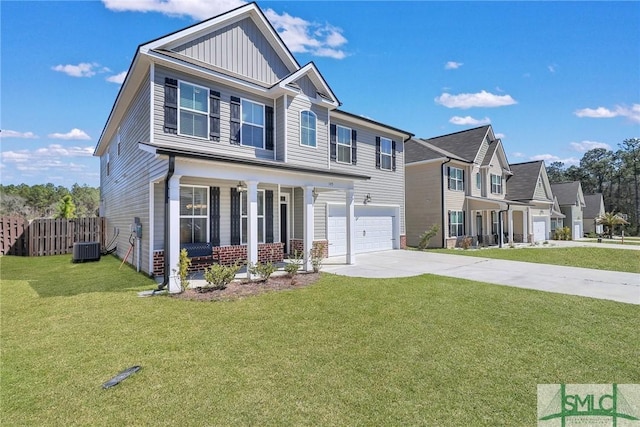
179, 186, 209, 244
336, 125, 351, 164
449, 211, 464, 237
178, 82, 209, 139
241, 99, 265, 149
449, 167, 464, 191
300, 110, 317, 147
380, 137, 392, 170
491, 174, 502, 194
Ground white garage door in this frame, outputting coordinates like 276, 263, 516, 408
327, 205, 395, 256
533, 218, 547, 242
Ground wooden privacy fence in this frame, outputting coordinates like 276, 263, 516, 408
0, 217, 105, 257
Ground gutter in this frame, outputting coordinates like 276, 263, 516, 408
154, 155, 175, 293
441, 158, 452, 248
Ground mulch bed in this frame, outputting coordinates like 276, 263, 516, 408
171, 273, 320, 301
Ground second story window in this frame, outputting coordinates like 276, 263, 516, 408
337, 125, 352, 163
300, 111, 316, 147
241, 99, 265, 148
448, 166, 464, 191
379, 137, 393, 170
179, 82, 208, 139
491, 174, 503, 194
476, 173, 481, 189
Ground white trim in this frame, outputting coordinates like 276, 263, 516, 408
405, 157, 449, 167
240, 98, 266, 150
379, 136, 392, 170
148, 179, 155, 275
149, 63, 155, 145
299, 110, 317, 148
283, 94, 288, 163
177, 80, 210, 140
279, 191, 290, 253
273, 98, 277, 161
336, 124, 352, 164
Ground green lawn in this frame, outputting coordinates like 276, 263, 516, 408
429, 246, 640, 273
582, 238, 640, 246
2, 255, 638, 426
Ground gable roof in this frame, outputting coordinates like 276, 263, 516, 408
551, 181, 585, 207
507, 160, 550, 201
405, 138, 469, 164
421, 125, 492, 162
583, 193, 605, 218
275, 62, 340, 107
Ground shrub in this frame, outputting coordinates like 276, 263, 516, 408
418, 224, 439, 250
203, 262, 241, 290
310, 242, 325, 273
248, 261, 277, 282
460, 236, 473, 250
284, 250, 303, 277
174, 248, 191, 292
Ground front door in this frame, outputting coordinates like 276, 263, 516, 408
280, 194, 289, 254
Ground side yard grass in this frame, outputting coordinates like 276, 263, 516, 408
1, 255, 638, 426
429, 246, 640, 273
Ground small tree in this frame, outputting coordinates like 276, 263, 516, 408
56, 195, 76, 219
174, 248, 191, 292
596, 212, 629, 238
418, 224, 439, 250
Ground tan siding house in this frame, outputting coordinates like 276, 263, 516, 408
94, 3, 412, 292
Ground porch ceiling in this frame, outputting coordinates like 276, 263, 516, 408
466, 196, 507, 211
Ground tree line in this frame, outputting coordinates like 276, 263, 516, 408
0, 183, 100, 220
546, 138, 639, 235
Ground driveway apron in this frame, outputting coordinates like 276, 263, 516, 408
323, 250, 640, 305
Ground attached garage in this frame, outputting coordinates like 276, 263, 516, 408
327, 204, 399, 257
532, 217, 547, 242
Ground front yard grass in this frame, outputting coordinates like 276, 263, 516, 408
430, 246, 640, 273
2, 255, 638, 426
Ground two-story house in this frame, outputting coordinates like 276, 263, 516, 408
405, 125, 531, 248
583, 193, 605, 235
94, 3, 412, 292
550, 181, 586, 239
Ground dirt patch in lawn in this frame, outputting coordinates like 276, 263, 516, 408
172, 273, 320, 301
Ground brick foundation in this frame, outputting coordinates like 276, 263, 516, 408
400, 235, 407, 249
289, 239, 328, 258
153, 243, 284, 276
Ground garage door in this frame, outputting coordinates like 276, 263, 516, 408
532, 218, 547, 242
327, 205, 395, 256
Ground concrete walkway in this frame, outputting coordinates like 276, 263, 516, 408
323, 250, 640, 305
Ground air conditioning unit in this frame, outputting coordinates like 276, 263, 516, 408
72, 242, 101, 263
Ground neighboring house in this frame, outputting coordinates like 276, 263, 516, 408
549, 195, 566, 236
583, 193, 605, 235
94, 3, 412, 292
550, 182, 586, 239
506, 160, 561, 242
405, 125, 530, 248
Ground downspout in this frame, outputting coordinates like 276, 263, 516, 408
441, 158, 452, 248
498, 202, 510, 248
154, 155, 175, 292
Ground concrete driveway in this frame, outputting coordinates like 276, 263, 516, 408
323, 250, 640, 305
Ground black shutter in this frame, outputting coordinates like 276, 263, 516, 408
210, 187, 220, 246
462, 210, 466, 235
375, 136, 381, 169
330, 124, 337, 160
230, 96, 241, 145
351, 129, 357, 165
265, 190, 274, 243
447, 167, 451, 189
392, 140, 397, 171
265, 106, 274, 151
230, 188, 241, 245
209, 91, 220, 141
164, 78, 178, 134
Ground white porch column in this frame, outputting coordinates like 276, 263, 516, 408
168, 174, 182, 293
345, 189, 356, 265
246, 181, 259, 279
508, 209, 514, 244
302, 186, 315, 271
523, 209, 529, 242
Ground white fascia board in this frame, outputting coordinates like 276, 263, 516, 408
276, 63, 339, 107
405, 157, 448, 167
140, 4, 298, 72
138, 142, 159, 155
146, 51, 271, 97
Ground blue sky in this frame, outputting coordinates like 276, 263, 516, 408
1, 0, 639, 187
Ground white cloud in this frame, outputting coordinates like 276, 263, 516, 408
48, 128, 91, 140
449, 116, 491, 126
570, 140, 611, 152
106, 71, 127, 84
574, 104, 640, 123
102, 0, 348, 59
51, 62, 108, 78
444, 61, 463, 70
547, 64, 557, 73
495, 133, 506, 139
0, 129, 38, 139
530, 154, 579, 166
511, 152, 525, 158
435, 90, 517, 109
1, 144, 94, 173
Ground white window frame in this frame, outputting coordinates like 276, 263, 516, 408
179, 185, 210, 244
491, 211, 499, 234
300, 110, 317, 148
476, 172, 481, 190
491, 174, 503, 194
336, 124, 352, 164
106, 153, 110, 176
177, 81, 209, 140
240, 189, 265, 244
240, 98, 265, 149
449, 167, 464, 191
380, 137, 393, 170
449, 210, 464, 237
